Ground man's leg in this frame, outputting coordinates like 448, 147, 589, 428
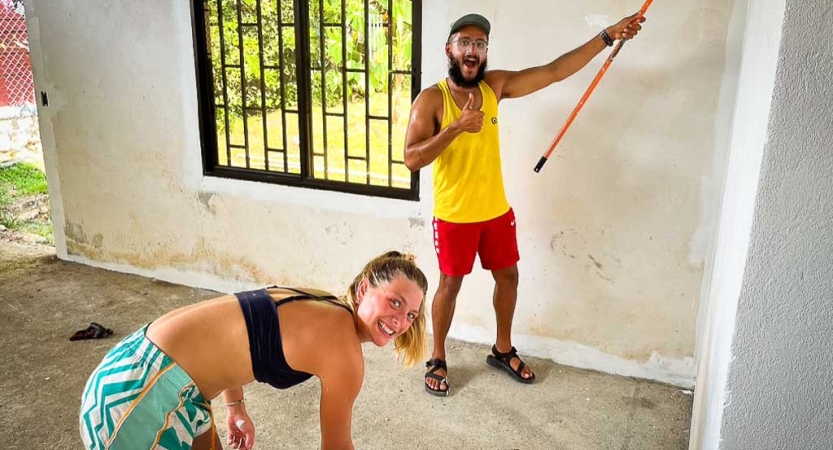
492, 264, 518, 352
480, 208, 534, 380
491, 264, 533, 379
426, 216, 478, 394
425, 273, 463, 393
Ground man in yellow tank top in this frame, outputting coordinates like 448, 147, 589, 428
404, 12, 645, 396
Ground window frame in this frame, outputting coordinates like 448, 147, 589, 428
190, 0, 422, 201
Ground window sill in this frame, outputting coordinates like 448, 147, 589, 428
200, 174, 424, 218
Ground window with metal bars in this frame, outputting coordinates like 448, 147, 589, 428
192, 0, 421, 200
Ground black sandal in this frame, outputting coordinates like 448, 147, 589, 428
486, 345, 536, 384
424, 358, 450, 396
69, 322, 114, 341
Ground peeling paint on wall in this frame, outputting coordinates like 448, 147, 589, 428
197, 191, 215, 214
325, 221, 354, 246
66, 234, 273, 286
64, 220, 102, 249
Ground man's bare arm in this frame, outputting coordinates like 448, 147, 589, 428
488, 13, 645, 100
404, 88, 483, 171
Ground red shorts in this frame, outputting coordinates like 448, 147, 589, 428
433, 208, 520, 277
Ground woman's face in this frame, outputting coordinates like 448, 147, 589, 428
355, 273, 424, 347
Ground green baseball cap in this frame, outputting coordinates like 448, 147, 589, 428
448, 13, 490, 39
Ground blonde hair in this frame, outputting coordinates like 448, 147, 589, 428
340, 251, 429, 367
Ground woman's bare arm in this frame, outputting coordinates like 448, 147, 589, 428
318, 359, 363, 450
307, 313, 364, 450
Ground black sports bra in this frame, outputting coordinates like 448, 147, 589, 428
235, 286, 352, 389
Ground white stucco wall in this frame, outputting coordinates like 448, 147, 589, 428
688, 0, 787, 447
25, 0, 738, 387
713, 0, 832, 448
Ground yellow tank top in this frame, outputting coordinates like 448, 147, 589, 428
433, 79, 510, 223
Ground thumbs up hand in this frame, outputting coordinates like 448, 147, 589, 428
454, 92, 485, 134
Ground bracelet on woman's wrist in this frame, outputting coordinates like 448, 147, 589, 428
225, 398, 245, 407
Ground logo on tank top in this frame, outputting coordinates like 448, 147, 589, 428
491, 117, 497, 125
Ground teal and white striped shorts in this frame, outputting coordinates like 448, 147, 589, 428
79, 324, 215, 450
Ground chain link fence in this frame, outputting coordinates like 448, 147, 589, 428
0, 0, 41, 168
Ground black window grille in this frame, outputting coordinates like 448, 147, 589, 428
192, 0, 421, 200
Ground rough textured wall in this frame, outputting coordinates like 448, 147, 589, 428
720, 0, 833, 448
687, 0, 788, 448
26, 0, 736, 385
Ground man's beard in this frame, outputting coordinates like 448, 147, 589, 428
448, 57, 487, 88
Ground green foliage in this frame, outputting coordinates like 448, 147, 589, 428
23, 219, 54, 244
0, 163, 48, 199
0, 163, 53, 241
210, 0, 294, 119
0, 213, 19, 229
207, 0, 413, 120
0, 187, 8, 209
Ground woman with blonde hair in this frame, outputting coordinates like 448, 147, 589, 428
80, 251, 428, 450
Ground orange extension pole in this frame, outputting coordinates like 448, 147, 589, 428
533, 0, 654, 173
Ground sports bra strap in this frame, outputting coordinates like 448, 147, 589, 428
268, 286, 349, 312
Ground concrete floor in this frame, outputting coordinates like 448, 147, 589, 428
0, 238, 693, 449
